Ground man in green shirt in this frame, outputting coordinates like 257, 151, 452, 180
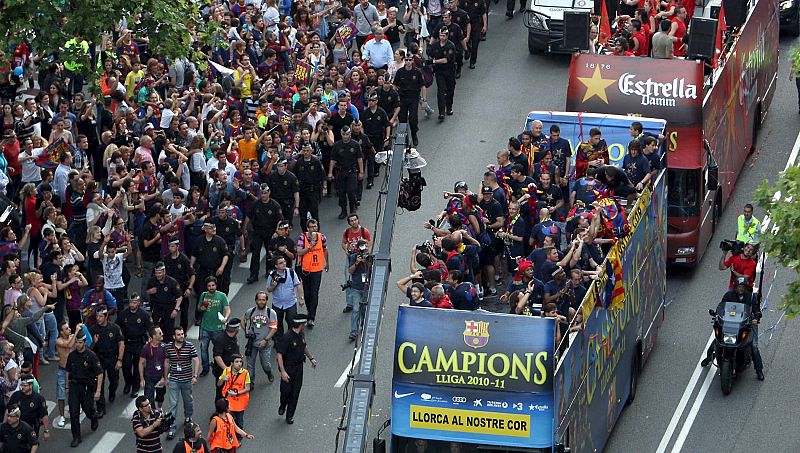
197, 276, 231, 377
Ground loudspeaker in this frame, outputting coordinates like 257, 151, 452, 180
687, 17, 717, 59
722, 0, 747, 27
563, 11, 591, 51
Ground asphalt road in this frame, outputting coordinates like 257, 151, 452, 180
34, 10, 799, 453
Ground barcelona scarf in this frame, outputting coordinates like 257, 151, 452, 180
601, 247, 625, 310
594, 196, 630, 239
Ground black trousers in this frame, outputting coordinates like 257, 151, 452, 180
279, 364, 304, 420
152, 306, 176, 344
249, 232, 273, 279
298, 190, 321, 231
506, 0, 524, 14
398, 96, 419, 141
96, 355, 120, 413
435, 70, 456, 113
276, 199, 295, 225
302, 270, 323, 320
273, 304, 298, 339
122, 341, 144, 391
69, 380, 97, 440
337, 169, 359, 212
468, 24, 482, 65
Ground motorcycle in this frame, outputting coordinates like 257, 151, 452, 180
708, 302, 755, 395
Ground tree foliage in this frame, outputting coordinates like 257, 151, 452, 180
0, 0, 214, 83
754, 165, 800, 318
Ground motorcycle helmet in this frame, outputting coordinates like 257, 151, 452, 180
734, 276, 748, 287
454, 181, 468, 192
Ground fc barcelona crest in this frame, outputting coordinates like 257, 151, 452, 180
463, 320, 489, 349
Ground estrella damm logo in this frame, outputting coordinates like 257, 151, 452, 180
463, 321, 490, 349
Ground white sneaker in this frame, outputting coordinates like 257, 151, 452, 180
56, 416, 66, 428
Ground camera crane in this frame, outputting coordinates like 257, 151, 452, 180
337, 124, 410, 453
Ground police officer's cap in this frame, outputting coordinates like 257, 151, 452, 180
291, 314, 308, 325
277, 158, 288, 166
341, 126, 352, 135
96, 305, 109, 315
129, 293, 141, 301
226, 318, 242, 330
202, 222, 216, 229
278, 221, 291, 229
154, 261, 166, 271
481, 185, 493, 194
260, 183, 270, 192
76, 329, 88, 341
735, 276, 748, 287
169, 238, 180, 246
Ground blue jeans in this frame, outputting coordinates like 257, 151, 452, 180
42, 312, 58, 358
166, 379, 193, 428
246, 340, 273, 384
199, 328, 218, 371
347, 288, 367, 334
57, 368, 67, 401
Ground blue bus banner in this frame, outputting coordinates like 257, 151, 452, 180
391, 307, 556, 449
524, 111, 667, 168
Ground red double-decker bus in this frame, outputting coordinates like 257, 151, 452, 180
565, 0, 779, 265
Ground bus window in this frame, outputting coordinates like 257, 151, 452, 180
667, 168, 701, 218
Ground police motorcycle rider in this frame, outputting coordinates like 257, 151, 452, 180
701, 276, 765, 381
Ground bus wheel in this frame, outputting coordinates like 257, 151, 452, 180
626, 346, 640, 405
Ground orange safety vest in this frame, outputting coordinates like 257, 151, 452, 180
221, 367, 250, 412
300, 233, 325, 272
209, 413, 240, 450
184, 440, 207, 453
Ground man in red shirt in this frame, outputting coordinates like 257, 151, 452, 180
669, 6, 688, 57
341, 213, 372, 312
719, 243, 757, 289
629, 19, 649, 56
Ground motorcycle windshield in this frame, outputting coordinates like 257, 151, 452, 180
721, 302, 749, 335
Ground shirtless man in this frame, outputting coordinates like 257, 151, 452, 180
55, 321, 83, 428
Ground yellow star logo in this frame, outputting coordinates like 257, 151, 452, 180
577, 66, 616, 104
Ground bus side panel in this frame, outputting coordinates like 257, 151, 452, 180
554, 169, 668, 453
702, 0, 780, 212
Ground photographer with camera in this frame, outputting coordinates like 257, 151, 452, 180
243, 291, 278, 386
719, 241, 757, 289
132, 395, 170, 453
267, 256, 304, 338
341, 214, 371, 313
346, 239, 372, 341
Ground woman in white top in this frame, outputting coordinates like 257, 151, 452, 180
262, 0, 281, 34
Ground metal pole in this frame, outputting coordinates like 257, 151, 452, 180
342, 123, 408, 453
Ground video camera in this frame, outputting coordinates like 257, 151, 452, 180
151, 411, 175, 435
415, 240, 435, 256
719, 239, 744, 255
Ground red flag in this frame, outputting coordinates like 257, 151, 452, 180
713, 3, 726, 68
599, 1, 612, 45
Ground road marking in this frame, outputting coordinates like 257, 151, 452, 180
654, 335, 714, 453
671, 366, 716, 453
121, 398, 139, 419
656, 128, 800, 452
335, 347, 362, 388
187, 281, 244, 341
89, 431, 126, 453
46, 400, 56, 417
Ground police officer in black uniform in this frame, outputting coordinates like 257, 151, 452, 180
145, 262, 183, 344
209, 204, 242, 294
376, 75, 400, 126
212, 318, 241, 401
328, 126, 365, 220
350, 121, 374, 202
266, 159, 300, 222
0, 405, 39, 453
428, 28, 458, 121
8, 375, 49, 439
163, 239, 195, 332
65, 328, 103, 448
276, 314, 317, 424
464, 0, 487, 69
294, 144, 326, 232
393, 56, 424, 147
246, 184, 284, 283
437, 11, 466, 78
448, 0, 471, 78
89, 305, 125, 417
115, 293, 153, 397
360, 98, 390, 190
190, 222, 229, 325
